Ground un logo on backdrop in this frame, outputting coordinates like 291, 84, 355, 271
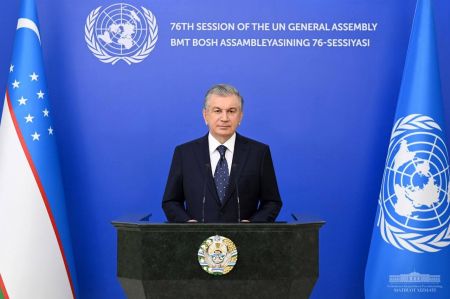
85, 3, 158, 65
378, 114, 450, 253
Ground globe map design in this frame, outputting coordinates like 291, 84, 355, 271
94, 3, 148, 56
381, 130, 450, 233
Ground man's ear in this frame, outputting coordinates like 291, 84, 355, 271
202, 109, 208, 125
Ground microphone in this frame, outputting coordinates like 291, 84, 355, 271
232, 164, 241, 223
202, 163, 211, 223
235, 180, 241, 223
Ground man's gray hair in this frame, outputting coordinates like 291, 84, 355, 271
203, 84, 244, 110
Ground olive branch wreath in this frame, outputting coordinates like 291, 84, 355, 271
378, 114, 450, 253
85, 6, 158, 65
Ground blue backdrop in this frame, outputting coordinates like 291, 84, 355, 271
1, 0, 450, 298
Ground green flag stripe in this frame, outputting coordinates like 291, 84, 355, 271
0, 274, 8, 299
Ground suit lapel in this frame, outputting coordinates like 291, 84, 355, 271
194, 134, 221, 205
222, 133, 249, 208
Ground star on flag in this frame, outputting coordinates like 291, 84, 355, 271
12, 80, 20, 89
30, 72, 39, 81
18, 96, 28, 105
31, 131, 40, 141
37, 90, 45, 99
24, 114, 34, 123
7, 69, 54, 143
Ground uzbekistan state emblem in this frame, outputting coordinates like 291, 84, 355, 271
198, 235, 238, 275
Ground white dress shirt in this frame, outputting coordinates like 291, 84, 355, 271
208, 133, 236, 176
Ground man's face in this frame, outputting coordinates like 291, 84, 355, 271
203, 94, 243, 143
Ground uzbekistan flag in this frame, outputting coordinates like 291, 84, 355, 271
0, 0, 78, 298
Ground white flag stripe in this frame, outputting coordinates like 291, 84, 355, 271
0, 95, 73, 299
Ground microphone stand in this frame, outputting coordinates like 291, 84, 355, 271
202, 164, 210, 223
232, 164, 241, 223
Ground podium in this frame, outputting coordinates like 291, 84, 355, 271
112, 219, 324, 299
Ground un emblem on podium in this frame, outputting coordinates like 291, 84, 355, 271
378, 114, 450, 253
198, 235, 238, 275
85, 3, 158, 65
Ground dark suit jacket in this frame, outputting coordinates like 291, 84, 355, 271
162, 133, 282, 222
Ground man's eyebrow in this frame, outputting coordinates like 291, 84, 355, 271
211, 106, 238, 109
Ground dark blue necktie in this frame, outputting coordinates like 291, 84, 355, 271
214, 145, 229, 203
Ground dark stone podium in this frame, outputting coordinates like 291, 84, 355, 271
112, 218, 324, 299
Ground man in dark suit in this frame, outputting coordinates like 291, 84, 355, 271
162, 84, 282, 223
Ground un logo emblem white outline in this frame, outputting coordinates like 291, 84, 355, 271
85, 3, 158, 65
378, 114, 450, 253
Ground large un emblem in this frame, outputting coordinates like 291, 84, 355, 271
379, 114, 450, 253
85, 3, 158, 65
198, 235, 238, 275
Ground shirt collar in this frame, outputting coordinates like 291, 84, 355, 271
208, 133, 236, 154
